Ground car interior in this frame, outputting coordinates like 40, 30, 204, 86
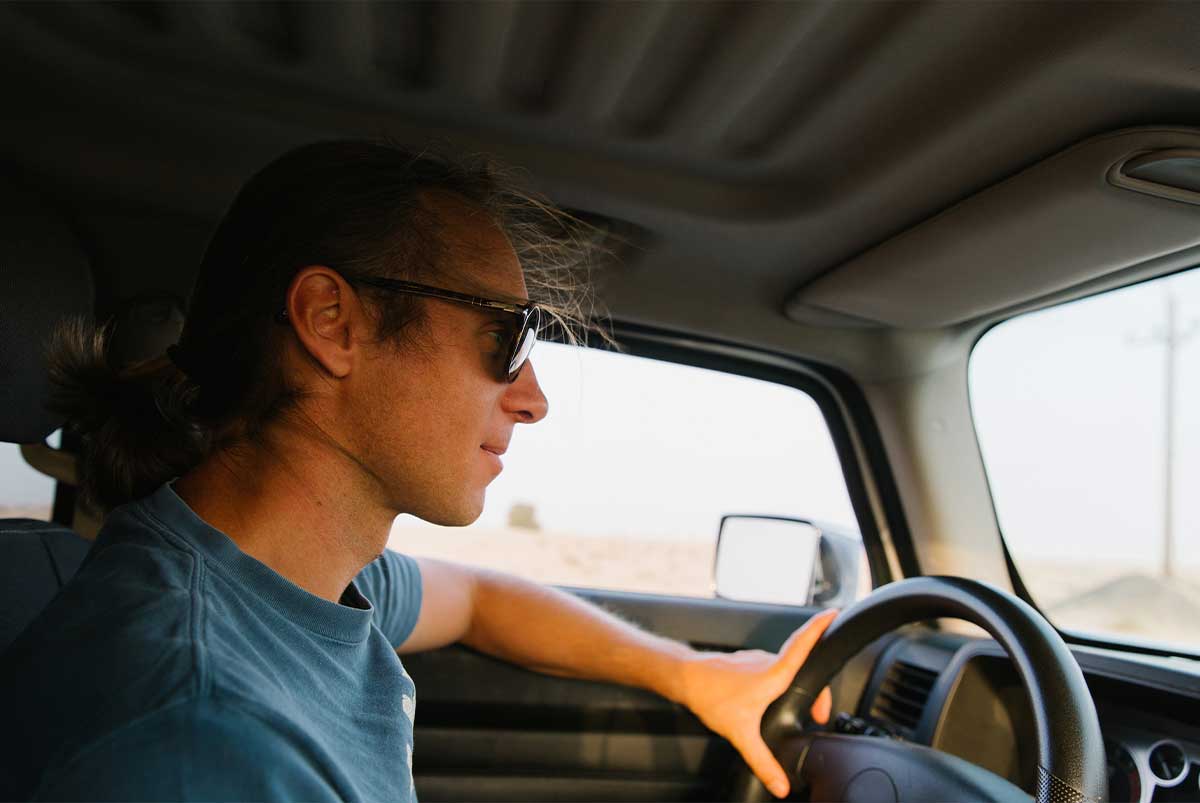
2, 2, 1200, 802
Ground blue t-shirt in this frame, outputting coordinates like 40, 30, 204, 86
0, 483, 424, 802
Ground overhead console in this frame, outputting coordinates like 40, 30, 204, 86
787, 127, 1200, 329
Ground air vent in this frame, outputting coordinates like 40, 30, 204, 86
869, 660, 938, 735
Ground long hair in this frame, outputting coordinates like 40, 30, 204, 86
48, 141, 604, 512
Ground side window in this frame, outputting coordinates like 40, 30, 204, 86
388, 342, 866, 606
0, 432, 60, 521
970, 268, 1200, 652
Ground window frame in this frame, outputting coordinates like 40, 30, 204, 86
966, 271, 1200, 661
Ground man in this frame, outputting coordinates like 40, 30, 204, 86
1, 142, 833, 801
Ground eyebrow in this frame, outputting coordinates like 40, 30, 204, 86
475, 309, 514, 325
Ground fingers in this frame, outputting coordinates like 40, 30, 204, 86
742, 687, 831, 801
738, 611, 839, 799
776, 608, 838, 677
810, 686, 833, 725
736, 732, 791, 799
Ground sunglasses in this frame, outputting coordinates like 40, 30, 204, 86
291, 276, 543, 384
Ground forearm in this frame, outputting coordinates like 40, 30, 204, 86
460, 569, 698, 704
455, 567, 839, 800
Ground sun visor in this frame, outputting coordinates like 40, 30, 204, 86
786, 127, 1200, 329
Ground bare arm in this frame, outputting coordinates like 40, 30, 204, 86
395, 556, 834, 799
393, 557, 477, 655
399, 557, 693, 699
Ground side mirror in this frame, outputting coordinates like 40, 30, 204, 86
714, 515, 861, 607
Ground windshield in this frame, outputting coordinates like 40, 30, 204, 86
969, 267, 1200, 655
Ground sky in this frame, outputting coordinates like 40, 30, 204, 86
1, 431, 59, 511
970, 266, 1200, 574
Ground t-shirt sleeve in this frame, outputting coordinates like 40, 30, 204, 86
33, 698, 341, 802
353, 549, 424, 648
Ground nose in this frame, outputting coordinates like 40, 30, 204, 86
502, 360, 549, 424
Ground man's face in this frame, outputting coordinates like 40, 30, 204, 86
345, 193, 549, 526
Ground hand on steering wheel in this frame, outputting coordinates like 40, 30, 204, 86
678, 610, 838, 798
731, 577, 1108, 803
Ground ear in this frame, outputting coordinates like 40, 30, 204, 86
285, 266, 361, 379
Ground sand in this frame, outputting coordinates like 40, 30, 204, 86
388, 523, 719, 598
1019, 560, 1200, 648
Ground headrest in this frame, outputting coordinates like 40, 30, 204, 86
0, 175, 93, 444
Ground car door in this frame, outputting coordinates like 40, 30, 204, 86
406, 592, 824, 802
391, 331, 895, 802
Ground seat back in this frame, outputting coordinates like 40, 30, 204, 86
0, 173, 94, 654
0, 521, 90, 652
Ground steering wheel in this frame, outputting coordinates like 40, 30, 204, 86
730, 576, 1107, 803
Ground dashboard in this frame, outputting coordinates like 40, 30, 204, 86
851, 631, 1200, 803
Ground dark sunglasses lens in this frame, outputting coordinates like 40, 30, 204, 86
505, 309, 540, 382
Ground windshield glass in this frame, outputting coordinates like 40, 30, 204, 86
970, 267, 1200, 654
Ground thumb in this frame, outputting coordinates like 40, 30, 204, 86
810, 686, 833, 725
777, 608, 838, 676
735, 730, 791, 799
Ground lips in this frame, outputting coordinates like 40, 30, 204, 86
480, 444, 505, 474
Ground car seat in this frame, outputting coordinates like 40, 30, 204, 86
0, 174, 94, 654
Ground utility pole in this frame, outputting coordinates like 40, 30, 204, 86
1163, 294, 1177, 580
1132, 292, 1198, 579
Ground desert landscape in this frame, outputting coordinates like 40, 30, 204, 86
0, 505, 52, 521
1018, 560, 1200, 649
388, 522, 720, 598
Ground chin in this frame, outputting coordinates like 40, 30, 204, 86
420, 495, 486, 528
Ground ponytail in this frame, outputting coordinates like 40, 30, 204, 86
46, 317, 209, 512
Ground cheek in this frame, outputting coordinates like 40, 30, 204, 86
419, 362, 498, 443
350, 356, 432, 455
362, 331, 505, 457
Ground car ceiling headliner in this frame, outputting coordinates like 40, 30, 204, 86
3, 1, 1200, 379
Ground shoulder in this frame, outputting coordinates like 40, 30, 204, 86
32, 696, 340, 802
355, 549, 421, 599
1, 502, 209, 796
67, 498, 203, 619
7, 500, 204, 690
354, 550, 424, 648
